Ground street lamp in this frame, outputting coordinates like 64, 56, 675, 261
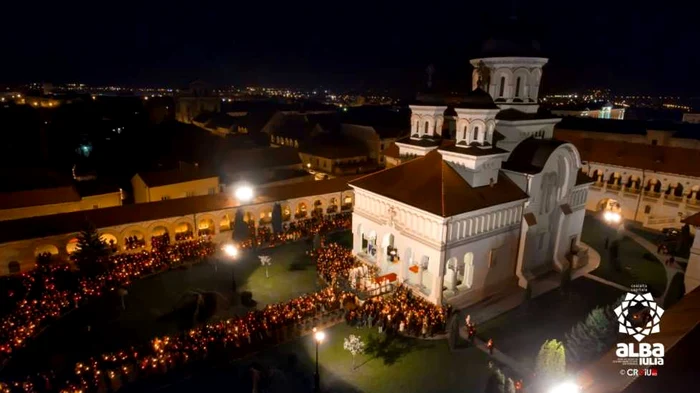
234, 184, 254, 202
223, 243, 239, 295
313, 328, 325, 393
603, 211, 621, 224
548, 381, 580, 393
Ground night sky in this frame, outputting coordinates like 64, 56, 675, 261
3, 1, 699, 94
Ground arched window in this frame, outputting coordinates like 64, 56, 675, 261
463, 126, 467, 140
424, 121, 430, 135
474, 127, 480, 142
464, 253, 474, 288
499, 76, 505, 97
515, 77, 521, 97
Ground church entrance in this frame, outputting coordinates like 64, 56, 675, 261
362, 230, 377, 261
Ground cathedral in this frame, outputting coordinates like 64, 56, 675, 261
349, 31, 592, 306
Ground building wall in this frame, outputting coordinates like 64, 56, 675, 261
131, 175, 149, 204
175, 97, 221, 123
682, 113, 700, 124
351, 186, 527, 305
555, 128, 700, 150
582, 163, 700, 229
298, 153, 368, 176
0, 192, 122, 221
0, 189, 355, 276
132, 177, 220, 203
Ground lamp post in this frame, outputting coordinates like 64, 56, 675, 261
223, 244, 239, 294
313, 328, 325, 393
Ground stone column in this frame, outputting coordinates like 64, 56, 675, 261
685, 226, 700, 294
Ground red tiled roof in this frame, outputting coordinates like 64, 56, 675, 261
562, 136, 700, 178
349, 150, 528, 217
135, 168, 218, 188
0, 176, 359, 243
0, 186, 81, 209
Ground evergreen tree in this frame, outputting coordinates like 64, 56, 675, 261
271, 203, 283, 234
535, 339, 566, 385
72, 221, 110, 277
565, 306, 617, 364
484, 368, 506, 393
233, 209, 249, 242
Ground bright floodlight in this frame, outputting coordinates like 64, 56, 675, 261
223, 244, 238, 258
234, 185, 254, 202
548, 381, 580, 393
314, 331, 326, 343
604, 211, 621, 223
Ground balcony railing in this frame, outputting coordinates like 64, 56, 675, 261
644, 191, 661, 199
607, 183, 622, 191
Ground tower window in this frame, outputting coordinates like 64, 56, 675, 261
474, 127, 480, 142
463, 126, 467, 140
499, 77, 505, 97
515, 77, 521, 97
425, 121, 429, 135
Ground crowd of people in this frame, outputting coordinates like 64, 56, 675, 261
174, 231, 194, 242
346, 285, 450, 338
124, 236, 146, 250
0, 212, 454, 392
235, 213, 352, 250
0, 286, 355, 393
0, 239, 215, 368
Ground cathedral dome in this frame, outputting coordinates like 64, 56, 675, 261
456, 88, 499, 110
479, 17, 543, 58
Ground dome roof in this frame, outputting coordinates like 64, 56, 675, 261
502, 137, 568, 174
456, 88, 499, 110
479, 17, 543, 58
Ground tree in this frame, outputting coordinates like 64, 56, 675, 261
484, 367, 505, 393
259, 255, 272, 278
271, 203, 283, 234
233, 209, 249, 242
72, 221, 110, 277
535, 339, 566, 384
343, 334, 365, 370
565, 306, 617, 364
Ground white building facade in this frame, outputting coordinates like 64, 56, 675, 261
352, 42, 591, 306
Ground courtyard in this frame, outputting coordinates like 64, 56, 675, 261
142, 323, 499, 393
1, 233, 351, 379
474, 277, 624, 371
581, 214, 667, 297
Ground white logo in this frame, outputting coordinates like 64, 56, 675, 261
614, 292, 664, 342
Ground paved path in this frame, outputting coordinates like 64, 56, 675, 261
456, 325, 533, 378
621, 228, 684, 303
583, 273, 630, 292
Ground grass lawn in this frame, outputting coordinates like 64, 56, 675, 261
475, 277, 624, 371
2, 233, 352, 379
581, 215, 667, 297
152, 323, 500, 393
